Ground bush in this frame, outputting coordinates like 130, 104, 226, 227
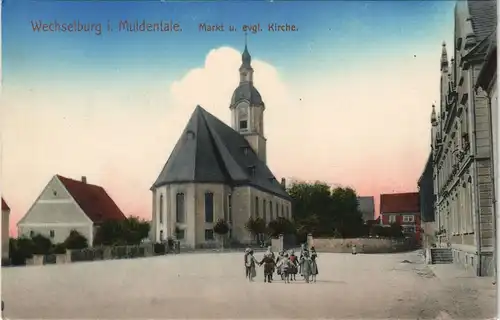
52, 243, 67, 254
213, 219, 229, 236
64, 230, 89, 250
9, 236, 36, 265
31, 234, 53, 255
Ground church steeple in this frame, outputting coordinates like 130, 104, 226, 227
239, 33, 254, 83
440, 42, 449, 71
431, 104, 437, 124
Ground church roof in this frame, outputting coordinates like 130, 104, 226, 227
467, 0, 497, 43
152, 105, 290, 200
231, 82, 264, 106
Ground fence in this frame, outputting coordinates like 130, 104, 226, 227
306, 234, 417, 253
23, 243, 171, 266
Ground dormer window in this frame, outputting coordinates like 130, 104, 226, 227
241, 146, 250, 155
247, 165, 256, 176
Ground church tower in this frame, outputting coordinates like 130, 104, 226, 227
229, 37, 267, 163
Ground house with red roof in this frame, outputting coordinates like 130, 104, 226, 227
17, 175, 126, 246
1, 198, 10, 260
380, 192, 421, 243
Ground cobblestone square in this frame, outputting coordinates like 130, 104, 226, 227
2, 251, 496, 319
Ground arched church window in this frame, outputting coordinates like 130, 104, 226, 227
238, 106, 248, 130
176, 193, 185, 223
160, 230, 164, 242
159, 195, 164, 224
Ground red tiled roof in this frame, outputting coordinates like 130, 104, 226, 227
57, 175, 126, 223
1, 198, 10, 211
380, 192, 420, 214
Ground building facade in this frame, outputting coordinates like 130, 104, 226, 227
430, 0, 496, 276
380, 192, 421, 243
357, 196, 375, 222
1, 198, 10, 261
17, 175, 126, 245
475, 30, 497, 278
418, 153, 436, 249
151, 44, 292, 248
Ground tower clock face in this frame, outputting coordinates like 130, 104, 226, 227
242, 71, 248, 76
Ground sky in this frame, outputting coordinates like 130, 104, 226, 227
1, 0, 455, 235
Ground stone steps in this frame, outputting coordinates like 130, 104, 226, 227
430, 248, 453, 264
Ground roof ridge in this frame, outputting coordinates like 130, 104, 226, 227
196, 107, 232, 183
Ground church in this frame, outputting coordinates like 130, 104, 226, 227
150, 44, 292, 248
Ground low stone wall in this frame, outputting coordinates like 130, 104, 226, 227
307, 235, 415, 253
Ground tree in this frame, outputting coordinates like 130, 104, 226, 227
31, 233, 53, 255
122, 216, 151, 245
267, 217, 294, 238
9, 237, 35, 265
93, 216, 151, 246
64, 230, 89, 250
288, 181, 365, 239
245, 217, 266, 241
213, 219, 230, 249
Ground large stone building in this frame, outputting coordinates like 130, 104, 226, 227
151, 44, 292, 248
430, 0, 496, 276
418, 153, 436, 248
17, 175, 126, 245
475, 28, 497, 278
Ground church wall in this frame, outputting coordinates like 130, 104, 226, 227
231, 186, 252, 243
194, 183, 227, 247
249, 187, 292, 224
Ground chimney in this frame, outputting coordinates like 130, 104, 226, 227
281, 178, 286, 188
81, 176, 87, 184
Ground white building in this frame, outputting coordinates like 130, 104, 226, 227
431, 0, 496, 276
17, 175, 126, 245
2, 198, 10, 261
151, 44, 292, 248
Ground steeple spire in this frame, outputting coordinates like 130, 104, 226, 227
241, 32, 252, 68
431, 104, 437, 124
440, 42, 448, 71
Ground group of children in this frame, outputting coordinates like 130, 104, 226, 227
244, 245, 319, 284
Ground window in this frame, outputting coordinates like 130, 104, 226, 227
255, 197, 259, 218
205, 229, 214, 240
402, 215, 414, 223
49, 230, 55, 238
30, 230, 34, 238
176, 193, 185, 223
247, 166, 256, 176
159, 195, 164, 224
239, 120, 248, 130
281, 204, 284, 217
276, 203, 279, 218
159, 230, 164, 241
228, 194, 233, 223
263, 199, 267, 222
388, 215, 397, 223
205, 192, 214, 223
286, 206, 289, 219
269, 201, 273, 221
